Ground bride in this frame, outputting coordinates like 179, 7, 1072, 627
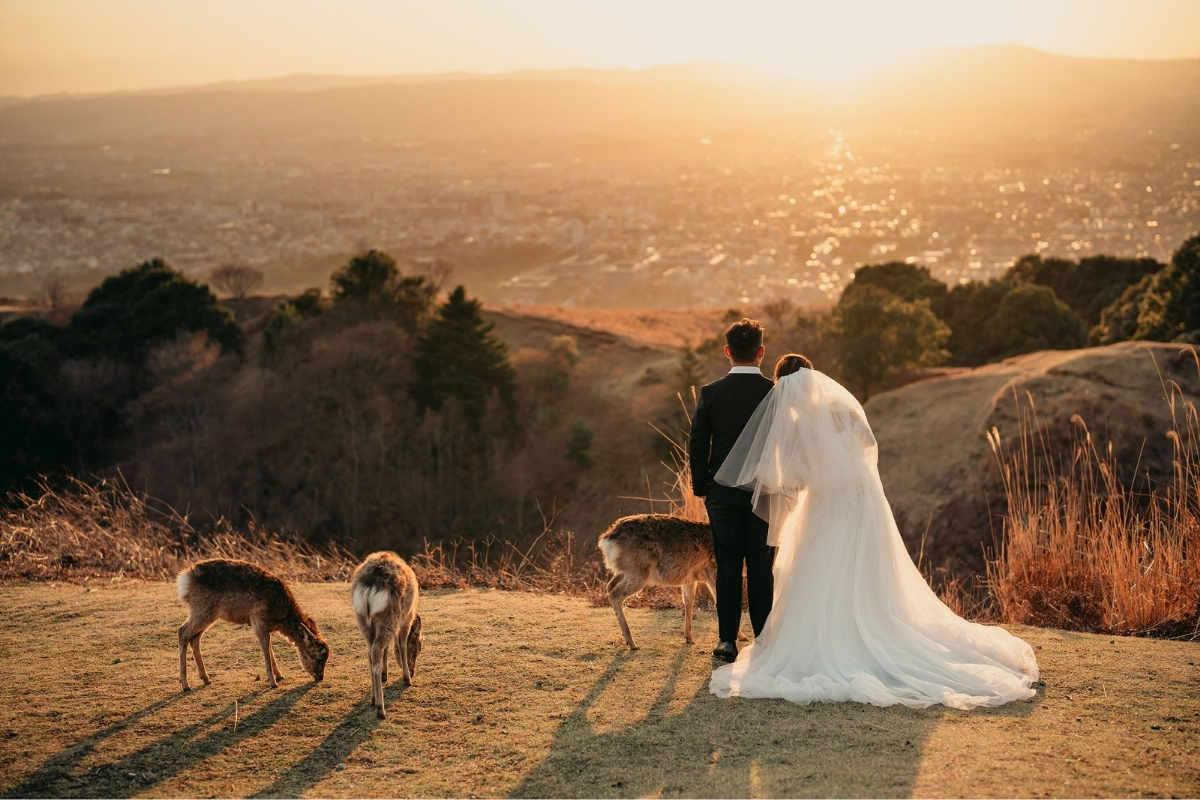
708, 355, 1039, 710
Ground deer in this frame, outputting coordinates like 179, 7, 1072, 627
176, 558, 329, 692
598, 513, 717, 651
350, 551, 423, 719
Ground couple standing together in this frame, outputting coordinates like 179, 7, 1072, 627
688, 318, 1039, 710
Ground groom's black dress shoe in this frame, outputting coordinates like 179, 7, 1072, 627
712, 642, 738, 662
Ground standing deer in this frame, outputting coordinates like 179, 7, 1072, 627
176, 558, 329, 692
598, 514, 717, 650
351, 551, 422, 719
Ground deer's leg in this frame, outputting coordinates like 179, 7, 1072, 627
191, 634, 211, 686
396, 619, 413, 685
607, 573, 643, 651
179, 611, 216, 691
681, 582, 696, 644
370, 634, 390, 719
251, 619, 278, 688
268, 643, 283, 682
703, 562, 717, 606
400, 615, 421, 680
178, 622, 192, 691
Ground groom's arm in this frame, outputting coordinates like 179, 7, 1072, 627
688, 386, 713, 498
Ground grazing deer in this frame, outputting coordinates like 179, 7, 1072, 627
598, 514, 717, 650
351, 551, 422, 719
176, 558, 329, 692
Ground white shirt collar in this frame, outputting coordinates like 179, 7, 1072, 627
727, 365, 763, 375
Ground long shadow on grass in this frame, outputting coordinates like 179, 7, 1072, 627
4, 685, 311, 799
1, 694, 186, 798
510, 650, 1039, 799
249, 683, 412, 798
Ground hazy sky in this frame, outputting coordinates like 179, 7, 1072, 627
3, 0, 1200, 96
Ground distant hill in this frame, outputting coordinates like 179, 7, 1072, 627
1, 47, 1197, 141
851, 44, 1200, 127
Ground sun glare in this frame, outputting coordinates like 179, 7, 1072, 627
1, 0, 1199, 95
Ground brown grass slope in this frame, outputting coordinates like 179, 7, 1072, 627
866, 342, 1200, 577
1, 583, 1196, 799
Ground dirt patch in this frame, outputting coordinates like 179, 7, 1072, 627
0, 582, 1196, 798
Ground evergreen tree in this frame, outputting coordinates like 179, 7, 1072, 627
674, 345, 706, 395
63, 257, 241, 363
1007, 253, 1163, 328
564, 420, 594, 468
330, 249, 436, 332
1140, 234, 1200, 341
412, 286, 517, 428
1091, 235, 1200, 344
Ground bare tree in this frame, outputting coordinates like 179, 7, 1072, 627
209, 264, 264, 299
39, 272, 72, 324
415, 257, 454, 294
761, 297, 795, 334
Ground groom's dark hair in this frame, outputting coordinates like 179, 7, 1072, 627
725, 318, 764, 363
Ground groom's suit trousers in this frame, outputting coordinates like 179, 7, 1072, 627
705, 483, 774, 643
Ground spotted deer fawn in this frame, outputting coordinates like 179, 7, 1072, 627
351, 552, 423, 719
598, 514, 716, 650
176, 558, 329, 691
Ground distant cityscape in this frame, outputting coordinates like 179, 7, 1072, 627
1, 125, 1196, 308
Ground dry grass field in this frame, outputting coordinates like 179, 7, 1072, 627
0, 581, 1197, 799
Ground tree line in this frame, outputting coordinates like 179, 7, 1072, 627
1, 250, 632, 553
829, 234, 1200, 398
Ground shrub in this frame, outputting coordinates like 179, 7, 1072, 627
564, 421, 594, 468
979, 282, 1087, 361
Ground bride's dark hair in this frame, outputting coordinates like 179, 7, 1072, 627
773, 353, 813, 381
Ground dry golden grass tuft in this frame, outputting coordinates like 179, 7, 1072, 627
0, 476, 355, 584
981, 351, 1200, 638
0, 475, 683, 608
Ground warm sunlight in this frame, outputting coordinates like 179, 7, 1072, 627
2, 0, 1200, 797
2, 0, 1199, 95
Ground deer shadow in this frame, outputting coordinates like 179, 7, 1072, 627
509, 649, 1039, 798
249, 682, 413, 798
3, 684, 311, 799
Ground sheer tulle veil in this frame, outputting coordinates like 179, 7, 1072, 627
709, 368, 1040, 710
715, 368, 877, 545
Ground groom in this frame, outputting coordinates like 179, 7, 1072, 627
688, 318, 775, 662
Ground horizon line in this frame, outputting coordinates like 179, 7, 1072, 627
6, 43, 1200, 103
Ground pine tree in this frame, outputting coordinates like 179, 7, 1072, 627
674, 345, 706, 395
330, 249, 436, 331
412, 286, 517, 428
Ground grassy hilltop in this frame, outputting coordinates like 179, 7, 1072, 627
0, 582, 1196, 799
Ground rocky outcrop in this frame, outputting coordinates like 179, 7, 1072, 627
866, 342, 1200, 577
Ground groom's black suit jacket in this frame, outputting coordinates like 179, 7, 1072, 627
688, 370, 774, 501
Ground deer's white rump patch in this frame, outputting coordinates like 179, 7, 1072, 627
351, 584, 389, 619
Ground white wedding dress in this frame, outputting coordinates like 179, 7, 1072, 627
708, 369, 1039, 710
